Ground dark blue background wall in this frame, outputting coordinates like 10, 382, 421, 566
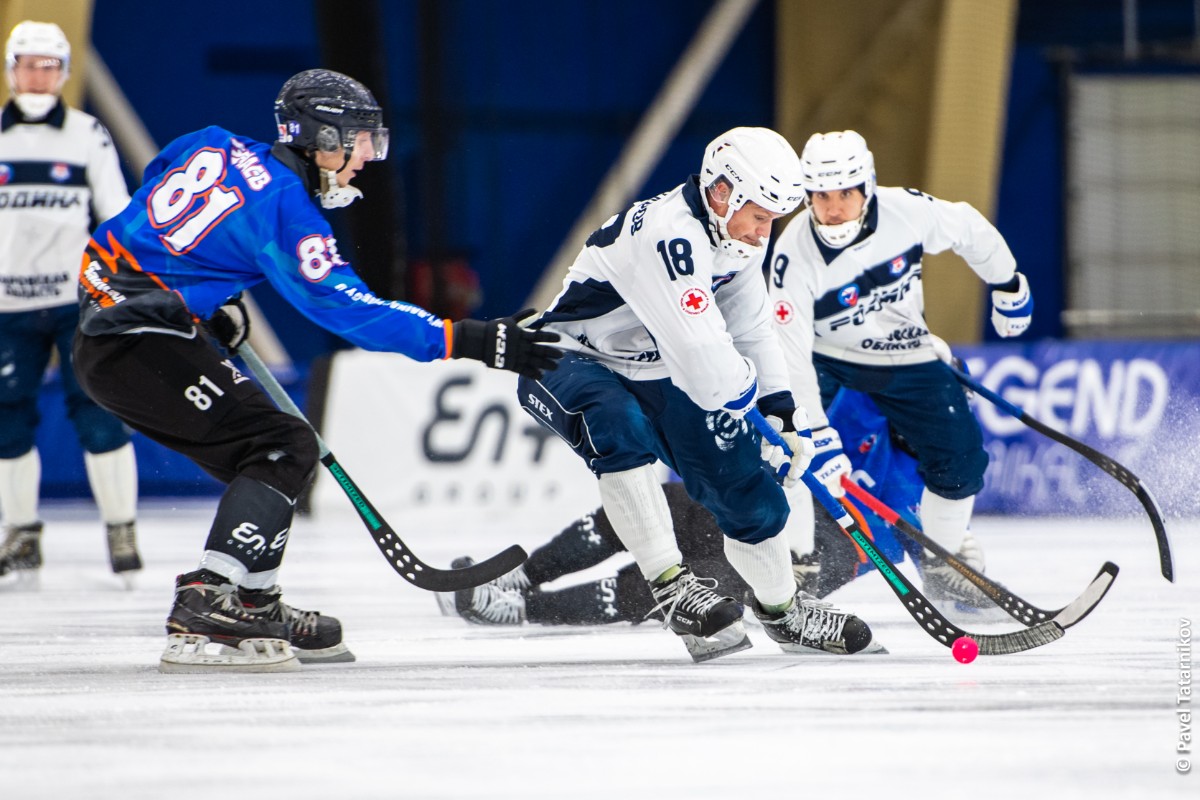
40, 0, 1197, 497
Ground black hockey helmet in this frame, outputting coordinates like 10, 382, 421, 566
274, 69, 388, 161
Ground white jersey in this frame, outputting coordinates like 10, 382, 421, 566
769, 185, 1016, 425
539, 176, 790, 412
0, 101, 130, 312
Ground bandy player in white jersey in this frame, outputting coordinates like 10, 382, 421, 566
768, 130, 1034, 611
520, 128, 881, 661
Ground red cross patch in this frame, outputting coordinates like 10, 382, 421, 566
680, 287, 710, 315
773, 300, 794, 325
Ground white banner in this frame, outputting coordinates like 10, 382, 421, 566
314, 350, 602, 533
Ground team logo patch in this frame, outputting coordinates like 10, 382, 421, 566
50, 163, 71, 182
0, 164, 11, 185
838, 284, 860, 307
773, 300, 795, 325
890, 255, 906, 274
680, 287, 710, 315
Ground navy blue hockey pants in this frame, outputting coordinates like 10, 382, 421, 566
814, 354, 987, 500
518, 353, 789, 544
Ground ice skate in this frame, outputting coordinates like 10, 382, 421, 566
646, 565, 751, 663
0, 523, 43, 588
750, 589, 883, 655
435, 556, 526, 625
0, 522, 43, 573
105, 521, 142, 587
237, 585, 356, 664
160, 569, 298, 673
791, 551, 821, 595
919, 533, 1006, 616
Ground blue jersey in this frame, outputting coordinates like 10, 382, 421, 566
77, 126, 448, 361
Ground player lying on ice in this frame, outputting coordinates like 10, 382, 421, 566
438, 390, 928, 636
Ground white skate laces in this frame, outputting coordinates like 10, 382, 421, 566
646, 571, 725, 629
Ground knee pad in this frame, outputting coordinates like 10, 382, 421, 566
0, 402, 38, 457
71, 404, 132, 453
241, 414, 320, 500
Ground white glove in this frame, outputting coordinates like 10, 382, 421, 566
759, 408, 815, 488
809, 426, 852, 498
929, 333, 953, 365
990, 272, 1033, 338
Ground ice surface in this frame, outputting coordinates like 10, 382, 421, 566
1, 500, 1195, 799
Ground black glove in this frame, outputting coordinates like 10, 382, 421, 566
451, 308, 561, 379
205, 295, 250, 351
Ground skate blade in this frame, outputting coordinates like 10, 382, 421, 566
116, 571, 137, 591
681, 620, 753, 663
297, 644, 357, 664
0, 567, 41, 591
222, 642, 358, 664
159, 634, 301, 673
776, 639, 889, 655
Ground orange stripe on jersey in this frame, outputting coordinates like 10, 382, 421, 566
442, 318, 454, 360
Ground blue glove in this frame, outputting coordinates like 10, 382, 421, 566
990, 273, 1033, 338
810, 426, 852, 498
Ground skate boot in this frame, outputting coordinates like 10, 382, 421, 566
105, 521, 143, 579
238, 585, 356, 664
646, 565, 751, 663
919, 533, 1000, 613
0, 522, 43, 576
750, 589, 882, 655
791, 551, 821, 595
160, 569, 299, 673
435, 556, 526, 625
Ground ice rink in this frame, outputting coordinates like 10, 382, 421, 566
1, 498, 1195, 800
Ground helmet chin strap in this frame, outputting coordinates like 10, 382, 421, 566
318, 165, 362, 209
704, 190, 761, 259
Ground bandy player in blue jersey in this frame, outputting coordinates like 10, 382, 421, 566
72, 70, 561, 673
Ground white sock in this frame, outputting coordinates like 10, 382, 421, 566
598, 466, 681, 581
0, 448, 41, 527
920, 488, 976, 553
780, 481, 815, 557
197, 551, 248, 585
724, 534, 795, 608
85, 443, 138, 525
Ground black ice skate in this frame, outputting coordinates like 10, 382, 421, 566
750, 590, 883, 655
238, 585, 356, 664
919, 533, 1004, 615
435, 557, 526, 625
160, 569, 298, 673
0, 522, 43, 576
105, 521, 143, 581
647, 565, 751, 663
791, 551, 821, 595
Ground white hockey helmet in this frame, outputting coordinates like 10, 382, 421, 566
800, 130, 877, 248
700, 127, 804, 257
5, 21, 70, 120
